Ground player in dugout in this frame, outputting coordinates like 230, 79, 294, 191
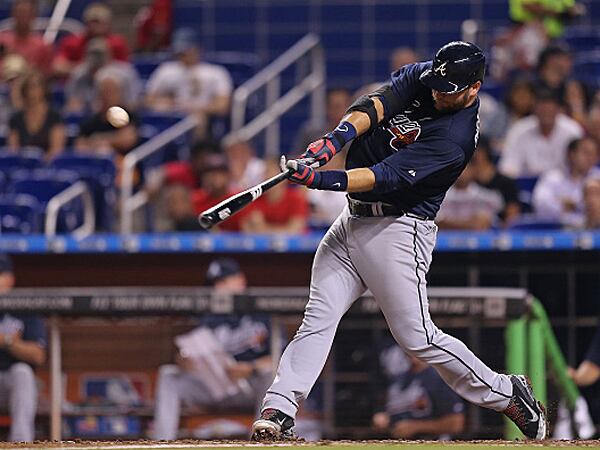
153, 258, 272, 440
251, 41, 547, 441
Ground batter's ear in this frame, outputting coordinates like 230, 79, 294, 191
471, 80, 482, 93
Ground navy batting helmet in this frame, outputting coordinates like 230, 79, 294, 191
419, 41, 485, 94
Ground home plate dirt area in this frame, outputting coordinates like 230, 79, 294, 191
0, 440, 600, 450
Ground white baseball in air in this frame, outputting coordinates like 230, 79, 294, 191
106, 106, 130, 128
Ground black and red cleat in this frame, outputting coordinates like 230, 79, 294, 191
251, 408, 296, 441
504, 375, 548, 439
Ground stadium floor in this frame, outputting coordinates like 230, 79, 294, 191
2, 441, 600, 450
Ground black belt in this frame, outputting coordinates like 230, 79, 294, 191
347, 198, 430, 220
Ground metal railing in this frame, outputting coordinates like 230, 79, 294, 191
45, 181, 95, 239
43, 0, 74, 44
119, 34, 325, 234
0, 17, 83, 38
225, 33, 326, 154
120, 115, 198, 234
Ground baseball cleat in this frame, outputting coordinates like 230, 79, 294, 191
504, 375, 548, 439
251, 408, 296, 441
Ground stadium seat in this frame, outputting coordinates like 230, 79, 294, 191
0, 148, 44, 178
563, 27, 600, 52
0, 194, 42, 234
9, 169, 84, 234
516, 176, 539, 212
507, 215, 562, 230
50, 154, 117, 231
573, 51, 600, 89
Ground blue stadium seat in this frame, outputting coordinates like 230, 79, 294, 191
573, 51, 600, 89
516, 176, 539, 212
0, 149, 44, 178
507, 215, 562, 230
563, 27, 600, 53
0, 194, 42, 234
131, 53, 170, 80
9, 169, 84, 234
49, 154, 116, 231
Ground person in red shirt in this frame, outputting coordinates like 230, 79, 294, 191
134, 0, 172, 53
192, 153, 251, 232
53, 3, 129, 77
241, 157, 309, 233
164, 152, 251, 232
0, 0, 52, 75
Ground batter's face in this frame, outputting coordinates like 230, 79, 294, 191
432, 81, 481, 112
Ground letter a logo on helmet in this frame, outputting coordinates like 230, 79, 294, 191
420, 41, 485, 94
434, 61, 448, 77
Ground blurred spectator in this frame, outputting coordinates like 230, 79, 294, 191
510, 0, 584, 39
0, 0, 52, 75
65, 38, 141, 113
499, 88, 583, 177
389, 47, 419, 72
241, 158, 308, 234
307, 149, 348, 227
569, 326, 600, 386
8, 71, 65, 159
53, 3, 129, 77
471, 138, 521, 225
134, 0, 172, 53
478, 93, 509, 147
586, 101, 600, 150
535, 45, 588, 125
145, 28, 233, 137
147, 140, 220, 231
583, 178, 600, 229
224, 139, 265, 191
533, 137, 599, 228
372, 345, 465, 440
153, 258, 272, 439
504, 78, 536, 126
0, 253, 47, 442
165, 152, 249, 232
293, 88, 352, 154
75, 75, 139, 187
437, 162, 504, 230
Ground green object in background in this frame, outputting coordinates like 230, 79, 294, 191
505, 318, 527, 440
503, 298, 582, 439
509, 0, 576, 38
531, 299, 580, 409
528, 318, 546, 405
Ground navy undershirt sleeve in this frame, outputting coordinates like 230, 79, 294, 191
585, 327, 600, 366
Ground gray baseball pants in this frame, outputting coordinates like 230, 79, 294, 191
0, 363, 38, 441
262, 208, 513, 419
153, 364, 271, 440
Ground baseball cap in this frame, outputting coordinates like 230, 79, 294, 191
83, 3, 112, 23
200, 153, 229, 174
171, 28, 199, 55
205, 258, 241, 285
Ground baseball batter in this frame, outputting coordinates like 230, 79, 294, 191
251, 41, 547, 441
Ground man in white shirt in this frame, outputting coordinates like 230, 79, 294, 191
499, 89, 583, 177
145, 28, 233, 136
436, 162, 505, 231
532, 137, 600, 228
224, 139, 265, 191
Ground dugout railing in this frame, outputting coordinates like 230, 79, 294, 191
0, 286, 583, 440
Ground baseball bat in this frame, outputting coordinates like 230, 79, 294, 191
198, 169, 293, 229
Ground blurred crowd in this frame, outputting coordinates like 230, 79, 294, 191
0, 0, 599, 234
